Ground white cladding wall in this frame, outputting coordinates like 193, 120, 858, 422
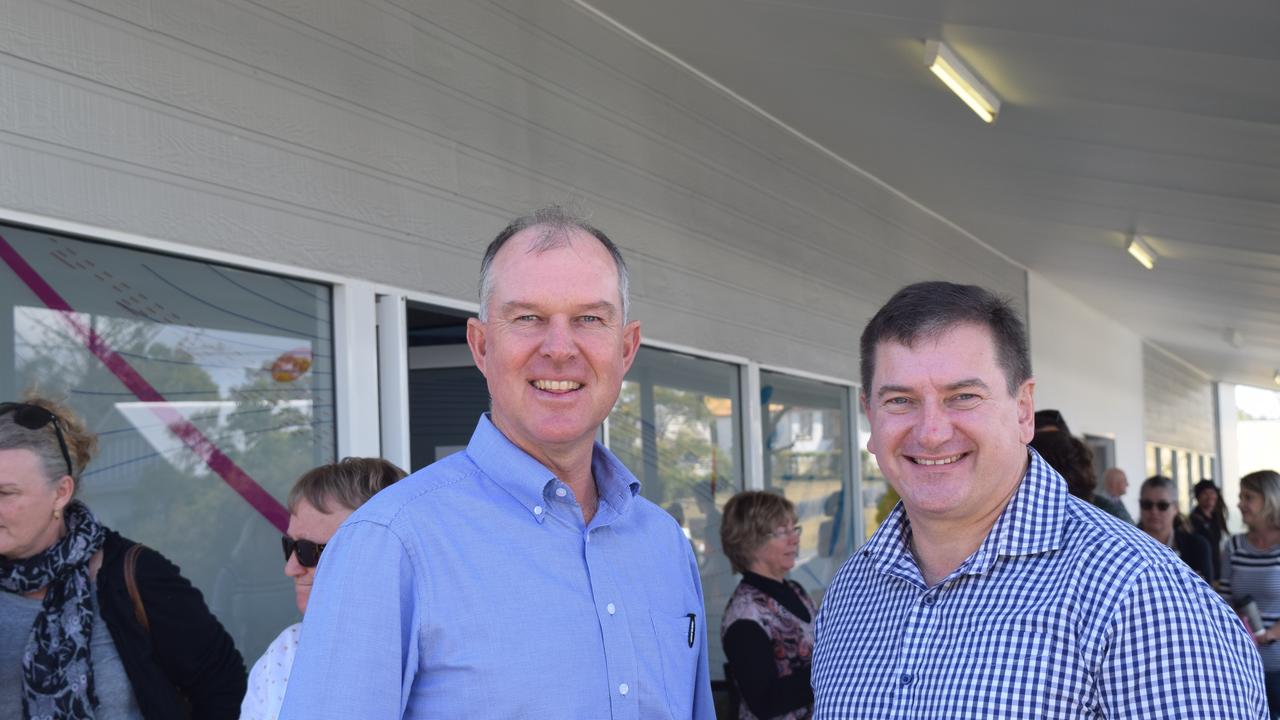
1144, 346, 1215, 455
1028, 273, 1144, 508
0, 0, 1025, 381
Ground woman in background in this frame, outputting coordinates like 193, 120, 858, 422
1190, 479, 1229, 582
1137, 475, 1213, 582
1222, 470, 1280, 719
239, 457, 405, 720
720, 491, 815, 720
0, 397, 245, 719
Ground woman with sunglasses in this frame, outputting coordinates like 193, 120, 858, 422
719, 491, 815, 720
1223, 470, 1280, 718
240, 457, 405, 720
0, 397, 246, 719
1137, 475, 1212, 582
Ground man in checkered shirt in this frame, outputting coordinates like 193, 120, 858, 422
812, 281, 1265, 718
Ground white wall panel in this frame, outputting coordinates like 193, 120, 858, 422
0, 0, 1026, 384
1029, 272, 1144, 512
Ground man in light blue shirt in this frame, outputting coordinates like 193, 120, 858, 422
813, 281, 1265, 718
279, 207, 713, 719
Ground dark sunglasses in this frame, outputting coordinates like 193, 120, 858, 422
1139, 500, 1173, 512
281, 536, 326, 568
0, 402, 74, 478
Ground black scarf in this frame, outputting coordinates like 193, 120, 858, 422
0, 500, 105, 719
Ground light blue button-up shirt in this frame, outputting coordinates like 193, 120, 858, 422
279, 415, 714, 719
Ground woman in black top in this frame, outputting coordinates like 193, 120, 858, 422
0, 397, 245, 720
720, 491, 816, 720
1139, 475, 1214, 583
1190, 479, 1229, 582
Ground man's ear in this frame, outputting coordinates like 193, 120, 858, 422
466, 318, 488, 375
620, 320, 641, 373
1016, 378, 1036, 444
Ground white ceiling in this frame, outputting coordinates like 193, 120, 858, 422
581, 0, 1280, 390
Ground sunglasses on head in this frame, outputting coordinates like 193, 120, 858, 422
1140, 500, 1173, 512
0, 402, 74, 478
281, 536, 326, 568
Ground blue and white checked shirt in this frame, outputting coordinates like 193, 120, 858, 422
813, 449, 1266, 718
279, 415, 714, 719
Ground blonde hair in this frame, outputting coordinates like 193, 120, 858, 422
0, 395, 97, 492
287, 457, 407, 514
1242, 470, 1280, 530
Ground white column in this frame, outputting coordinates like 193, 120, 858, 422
333, 281, 381, 458
1216, 382, 1242, 532
742, 362, 764, 490
376, 294, 411, 471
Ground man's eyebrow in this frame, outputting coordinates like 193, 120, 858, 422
944, 378, 990, 392
875, 384, 914, 400
497, 300, 618, 316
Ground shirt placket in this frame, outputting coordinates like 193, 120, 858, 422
581, 523, 640, 720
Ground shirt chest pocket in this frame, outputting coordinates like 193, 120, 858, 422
953, 618, 1079, 717
651, 609, 700, 719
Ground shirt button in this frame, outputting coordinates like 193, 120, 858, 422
555, 487, 567, 497
618, 683, 629, 696
899, 673, 913, 686
607, 603, 616, 615
923, 595, 936, 607
533, 505, 543, 515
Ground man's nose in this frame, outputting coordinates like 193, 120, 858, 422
539, 316, 577, 359
284, 552, 304, 578
914, 402, 954, 448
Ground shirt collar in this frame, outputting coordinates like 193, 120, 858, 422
465, 414, 641, 523
861, 448, 1069, 582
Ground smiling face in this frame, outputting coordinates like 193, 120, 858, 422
863, 323, 1035, 528
283, 498, 352, 614
467, 227, 641, 464
0, 448, 73, 560
1239, 487, 1268, 531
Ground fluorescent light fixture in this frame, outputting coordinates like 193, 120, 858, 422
925, 40, 1001, 123
1126, 234, 1157, 270
1274, 369, 1280, 387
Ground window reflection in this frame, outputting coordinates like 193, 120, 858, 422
760, 371, 853, 603
607, 346, 741, 679
857, 402, 893, 540
1, 224, 334, 660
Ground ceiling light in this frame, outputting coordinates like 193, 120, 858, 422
1126, 235, 1157, 270
925, 40, 1001, 123
1274, 370, 1280, 387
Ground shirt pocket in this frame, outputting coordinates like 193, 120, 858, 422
650, 608, 700, 719
956, 617, 1077, 717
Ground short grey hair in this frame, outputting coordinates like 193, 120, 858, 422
477, 205, 630, 322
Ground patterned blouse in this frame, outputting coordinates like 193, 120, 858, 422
721, 573, 816, 720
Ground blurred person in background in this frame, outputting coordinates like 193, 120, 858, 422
240, 457, 405, 720
1137, 475, 1212, 582
720, 491, 815, 720
1191, 479, 1229, 582
1097, 468, 1134, 524
0, 397, 246, 720
1223, 470, 1280, 718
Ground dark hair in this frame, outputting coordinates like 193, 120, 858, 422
1034, 409, 1071, 435
1029, 430, 1095, 500
859, 281, 1030, 395
720, 491, 795, 575
478, 205, 630, 322
287, 457, 407, 514
1193, 479, 1228, 533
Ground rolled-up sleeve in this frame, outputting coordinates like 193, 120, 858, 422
278, 519, 422, 720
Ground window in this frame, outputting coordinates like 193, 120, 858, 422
607, 346, 742, 677
760, 371, 854, 603
858, 401, 892, 540
1, 223, 334, 659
